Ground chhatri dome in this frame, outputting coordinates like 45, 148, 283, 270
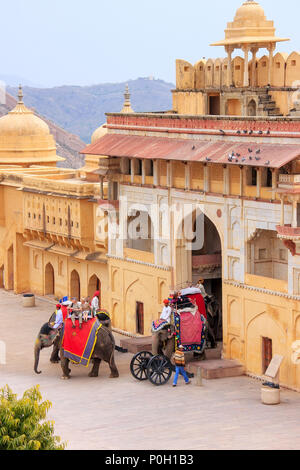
0, 85, 64, 166
211, 0, 290, 47
90, 84, 134, 144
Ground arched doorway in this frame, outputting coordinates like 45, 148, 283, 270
88, 274, 101, 306
45, 263, 55, 295
70, 270, 80, 300
248, 99, 257, 116
7, 245, 14, 290
175, 209, 223, 341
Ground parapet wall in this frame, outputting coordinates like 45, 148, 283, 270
176, 51, 300, 90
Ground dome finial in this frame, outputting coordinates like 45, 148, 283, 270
121, 83, 134, 114
18, 84, 24, 104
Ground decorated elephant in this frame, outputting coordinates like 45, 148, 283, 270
34, 315, 118, 380
151, 297, 208, 361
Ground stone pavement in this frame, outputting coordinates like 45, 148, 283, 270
0, 289, 300, 450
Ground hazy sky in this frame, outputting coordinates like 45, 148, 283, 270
1, 0, 299, 87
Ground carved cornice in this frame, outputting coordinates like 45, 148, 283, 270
224, 279, 300, 300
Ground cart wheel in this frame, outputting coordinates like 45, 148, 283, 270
147, 355, 172, 386
130, 351, 153, 381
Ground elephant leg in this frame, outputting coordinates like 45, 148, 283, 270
50, 338, 60, 363
109, 354, 119, 378
88, 358, 101, 377
60, 354, 71, 380
206, 320, 216, 349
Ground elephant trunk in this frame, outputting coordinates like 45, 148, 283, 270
34, 339, 42, 374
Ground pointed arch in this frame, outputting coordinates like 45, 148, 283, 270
70, 269, 80, 300
88, 274, 101, 305
45, 262, 54, 295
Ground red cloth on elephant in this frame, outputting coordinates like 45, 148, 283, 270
179, 309, 203, 347
61, 305, 68, 321
187, 293, 207, 319
62, 317, 102, 366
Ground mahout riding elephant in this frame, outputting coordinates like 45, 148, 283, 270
34, 314, 118, 379
34, 313, 61, 374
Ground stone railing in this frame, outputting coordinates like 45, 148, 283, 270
279, 174, 300, 184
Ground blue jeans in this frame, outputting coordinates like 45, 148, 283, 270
173, 366, 189, 385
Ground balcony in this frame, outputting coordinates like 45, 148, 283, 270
279, 174, 300, 185
276, 225, 300, 240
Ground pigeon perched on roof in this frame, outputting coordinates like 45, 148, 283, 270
256, 149, 261, 154
265, 160, 270, 166
219, 129, 225, 135
249, 130, 253, 135
237, 130, 241, 135
258, 131, 263, 135
206, 157, 211, 162
248, 149, 253, 153
243, 130, 248, 134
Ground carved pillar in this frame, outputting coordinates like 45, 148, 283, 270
251, 47, 258, 87
130, 158, 134, 184
167, 161, 173, 188
226, 46, 234, 87
243, 45, 249, 87
153, 160, 159, 186
268, 43, 275, 86
185, 162, 191, 190
223, 165, 230, 195
280, 197, 285, 226
256, 167, 261, 199
292, 197, 298, 228
204, 164, 210, 192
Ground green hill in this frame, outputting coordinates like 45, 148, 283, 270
8, 78, 174, 144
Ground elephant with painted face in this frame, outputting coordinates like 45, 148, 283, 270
34, 314, 118, 379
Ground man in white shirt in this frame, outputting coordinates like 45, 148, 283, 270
52, 305, 64, 330
160, 299, 172, 324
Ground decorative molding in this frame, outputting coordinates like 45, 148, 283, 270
224, 279, 300, 300
107, 254, 171, 271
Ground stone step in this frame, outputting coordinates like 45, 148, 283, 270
205, 345, 222, 360
120, 336, 152, 354
187, 359, 245, 380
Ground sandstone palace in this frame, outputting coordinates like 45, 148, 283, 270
1, 1, 300, 390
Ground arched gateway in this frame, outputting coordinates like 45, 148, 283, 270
175, 207, 223, 341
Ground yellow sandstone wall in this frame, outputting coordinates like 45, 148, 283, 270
223, 281, 300, 391
108, 257, 172, 335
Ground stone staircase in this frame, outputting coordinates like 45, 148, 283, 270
187, 343, 245, 380
258, 91, 283, 116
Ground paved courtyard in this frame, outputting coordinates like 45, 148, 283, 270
0, 288, 300, 450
